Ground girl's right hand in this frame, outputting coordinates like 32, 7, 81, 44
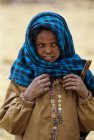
23, 74, 51, 102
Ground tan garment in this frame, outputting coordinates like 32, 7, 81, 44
0, 80, 94, 140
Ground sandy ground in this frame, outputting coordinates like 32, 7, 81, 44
0, 1, 94, 140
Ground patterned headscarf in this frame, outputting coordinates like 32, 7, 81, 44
9, 12, 94, 94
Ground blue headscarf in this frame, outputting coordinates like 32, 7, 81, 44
9, 12, 94, 94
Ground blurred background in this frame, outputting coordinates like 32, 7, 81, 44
0, 0, 94, 139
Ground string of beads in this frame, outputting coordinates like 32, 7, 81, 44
50, 79, 63, 140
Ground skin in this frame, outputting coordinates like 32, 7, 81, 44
35, 29, 60, 62
23, 29, 89, 101
23, 74, 51, 101
62, 74, 88, 99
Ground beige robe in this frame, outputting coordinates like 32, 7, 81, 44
0, 80, 94, 140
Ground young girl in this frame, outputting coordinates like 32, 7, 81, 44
0, 12, 94, 140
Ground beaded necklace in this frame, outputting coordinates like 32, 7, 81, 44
50, 79, 63, 140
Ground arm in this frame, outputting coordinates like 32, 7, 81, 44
0, 74, 50, 135
78, 92, 94, 131
0, 81, 35, 135
62, 74, 94, 131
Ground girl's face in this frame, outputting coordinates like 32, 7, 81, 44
35, 29, 60, 62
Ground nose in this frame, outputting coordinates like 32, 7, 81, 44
44, 45, 52, 54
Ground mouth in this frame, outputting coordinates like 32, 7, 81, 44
42, 56, 54, 62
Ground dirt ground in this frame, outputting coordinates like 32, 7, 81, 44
0, 1, 94, 140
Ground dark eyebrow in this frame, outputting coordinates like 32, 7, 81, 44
36, 42, 46, 45
35, 41, 58, 46
50, 41, 58, 43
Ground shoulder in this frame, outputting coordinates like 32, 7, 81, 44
5, 80, 27, 99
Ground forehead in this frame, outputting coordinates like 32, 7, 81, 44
35, 29, 57, 41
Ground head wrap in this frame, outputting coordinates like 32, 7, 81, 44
9, 12, 94, 94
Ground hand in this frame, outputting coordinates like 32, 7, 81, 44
62, 74, 89, 99
23, 74, 51, 101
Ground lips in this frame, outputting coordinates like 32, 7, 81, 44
45, 57, 52, 60
42, 56, 54, 62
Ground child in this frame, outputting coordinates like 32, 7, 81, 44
0, 12, 94, 140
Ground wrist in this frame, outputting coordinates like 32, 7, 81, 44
20, 93, 35, 107
79, 90, 91, 100
23, 92, 35, 102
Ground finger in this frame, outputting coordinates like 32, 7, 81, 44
63, 78, 77, 84
38, 74, 50, 80
36, 86, 49, 97
64, 86, 76, 91
40, 81, 51, 89
41, 77, 50, 84
40, 86, 50, 94
42, 81, 51, 87
44, 87, 50, 92
63, 82, 77, 87
63, 74, 79, 80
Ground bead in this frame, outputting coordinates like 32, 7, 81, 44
50, 90, 55, 93
51, 99, 55, 104
52, 131, 56, 134
58, 115, 62, 118
52, 107, 56, 113
58, 99, 62, 103
58, 95, 62, 98
51, 129, 56, 136
58, 107, 62, 111
53, 126, 57, 131
53, 119, 58, 126
59, 119, 63, 124
58, 103, 61, 107
52, 103, 55, 107
50, 91, 55, 96
58, 110, 62, 114
51, 113, 56, 119
51, 127, 57, 135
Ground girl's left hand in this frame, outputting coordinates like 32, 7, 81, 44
62, 74, 89, 99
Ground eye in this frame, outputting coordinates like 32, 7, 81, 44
36, 43, 45, 48
51, 42, 59, 47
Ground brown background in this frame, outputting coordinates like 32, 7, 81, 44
0, 1, 94, 139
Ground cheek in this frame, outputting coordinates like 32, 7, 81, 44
36, 48, 43, 56
56, 48, 60, 57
